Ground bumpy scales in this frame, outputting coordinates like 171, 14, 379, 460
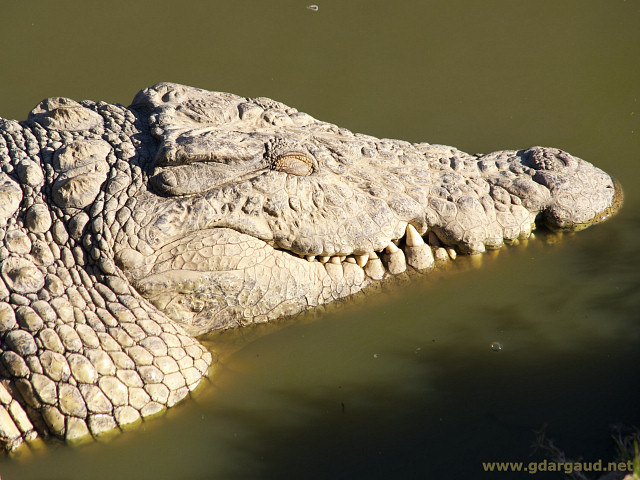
0, 83, 622, 451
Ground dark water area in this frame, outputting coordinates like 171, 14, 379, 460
1, 1, 639, 479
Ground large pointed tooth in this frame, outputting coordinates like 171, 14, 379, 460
405, 244, 434, 270
446, 247, 457, 260
405, 224, 425, 247
354, 254, 369, 268
306, 255, 316, 262
319, 256, 329, 264
364, 251, 384, 280
382, 243, 406, 274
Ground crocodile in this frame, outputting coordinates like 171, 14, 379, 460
0, 83, 622, 451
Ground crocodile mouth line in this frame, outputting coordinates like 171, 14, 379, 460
278, 218, 556, 281
128, 213, 560, 337
131, 223, 469, 334
285, 223, 459, 279
141, 217, 546, 286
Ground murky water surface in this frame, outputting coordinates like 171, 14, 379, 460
1, 1, 639, 479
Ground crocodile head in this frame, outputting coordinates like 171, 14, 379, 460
0, 83, 623, 451
111, 83, 622, 335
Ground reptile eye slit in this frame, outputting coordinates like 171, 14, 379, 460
271, 152, 314, 176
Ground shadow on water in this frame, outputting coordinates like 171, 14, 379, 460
210, 334, 639, 480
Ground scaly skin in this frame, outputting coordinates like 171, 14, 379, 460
0, 83, 622, 451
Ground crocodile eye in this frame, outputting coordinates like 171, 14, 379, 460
271, 152, 314, 176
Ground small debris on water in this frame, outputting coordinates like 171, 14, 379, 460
490, 341, 503, 352
373, 353, 379, 359
307, 4, 319, 11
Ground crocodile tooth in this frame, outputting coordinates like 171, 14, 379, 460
405, 224, 424, 247
405, 243, 434, 270
354, 254, 369, 268
382, 243, 406, 274
446, 247, 457, 260
385, 243, 400, 254
330, 256, 341, 264
319, 256, 329, 264
433, 247, 450, 263
363, 251, 385, 280
345, 257, 357, 264
306, 255, 316, 262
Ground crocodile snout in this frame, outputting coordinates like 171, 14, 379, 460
525, 147, 623, 231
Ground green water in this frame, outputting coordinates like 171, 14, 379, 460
1, 1, 639, 479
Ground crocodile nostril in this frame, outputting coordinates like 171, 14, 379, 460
523, 147, 570, 171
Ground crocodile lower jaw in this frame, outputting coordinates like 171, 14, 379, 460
118, 223, 516, 335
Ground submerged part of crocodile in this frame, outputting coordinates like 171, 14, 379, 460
0, 83, 622, 451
